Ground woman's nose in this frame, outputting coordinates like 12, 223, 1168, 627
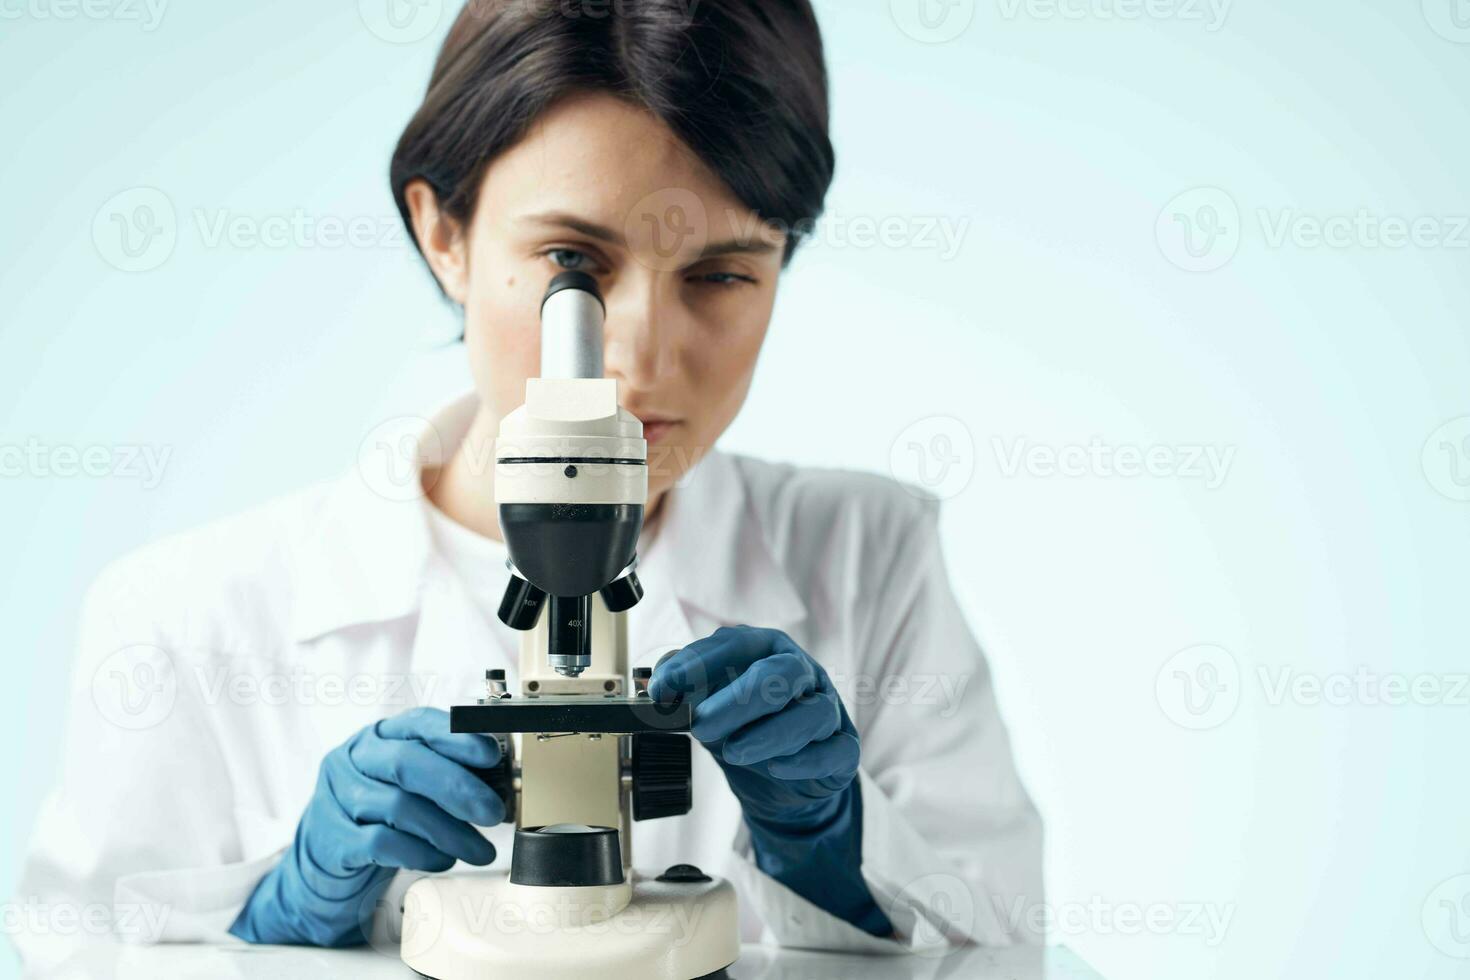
602, 281, 682, 389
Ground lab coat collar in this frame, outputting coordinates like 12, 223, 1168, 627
291, 392, 805, 643
289, 440, 437, 644
648, 447, 806, 629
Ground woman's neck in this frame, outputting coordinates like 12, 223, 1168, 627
426, 402, 667, 544
425, 404, 503, 540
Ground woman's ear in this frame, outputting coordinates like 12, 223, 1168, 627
404, 179, 469, 303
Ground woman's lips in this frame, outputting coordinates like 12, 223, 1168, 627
641, 420, 678, 445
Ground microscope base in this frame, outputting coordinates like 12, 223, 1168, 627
399, 870, 740, 980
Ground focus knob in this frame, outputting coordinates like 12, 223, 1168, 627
631, 732, 692, 821
466, 734, 516, 825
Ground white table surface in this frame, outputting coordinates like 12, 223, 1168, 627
20, 941, 1105, 979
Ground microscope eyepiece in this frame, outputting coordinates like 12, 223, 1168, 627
540, 270, 603, 310
539, 270, 605, 380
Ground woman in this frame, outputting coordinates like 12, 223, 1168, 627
16, 0, 1041, 961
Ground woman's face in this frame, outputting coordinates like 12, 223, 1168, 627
408, 92, 788, 505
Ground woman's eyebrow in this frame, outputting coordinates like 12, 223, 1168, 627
697, 237, 780, 260
521, 210, 780, 260
521, 211, 621, 244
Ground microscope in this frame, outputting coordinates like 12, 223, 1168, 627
400, 272, 740, 980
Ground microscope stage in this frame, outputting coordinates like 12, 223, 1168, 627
452, 697, 691, 734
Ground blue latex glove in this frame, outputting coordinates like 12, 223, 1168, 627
229, 707, 503, 947
649, 626, 894, 937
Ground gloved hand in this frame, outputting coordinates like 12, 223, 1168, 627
649, 626, 893, 937
229, 707, 504, 947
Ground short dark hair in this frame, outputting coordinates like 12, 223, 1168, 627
389, 0, 835, 267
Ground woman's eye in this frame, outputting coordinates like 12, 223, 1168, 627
546, 248, 595, 272
692, 271, 757, 288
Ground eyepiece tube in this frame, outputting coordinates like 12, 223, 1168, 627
540, 271, 605, 379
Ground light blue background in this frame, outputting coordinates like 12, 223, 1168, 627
2, 1, 1469, 978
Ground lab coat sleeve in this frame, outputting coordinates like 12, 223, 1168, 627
726, 498, 1044, 953
10, 562, 288, 968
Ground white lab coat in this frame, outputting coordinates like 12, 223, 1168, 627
12, 393, 1042, 967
